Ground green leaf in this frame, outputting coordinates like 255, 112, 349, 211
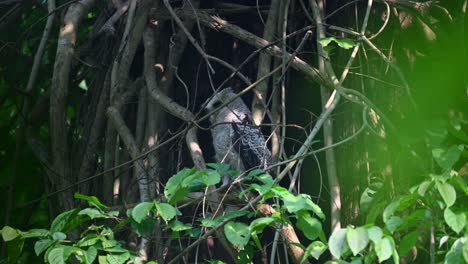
201, 218, 221, 228
399, 230, 419, 256
1, 226, 19, 241
48, 247, 65, 264
273, 187, 324, 219
432, 145, 464, 171
181, 170, 221, 190
359, 182, 383, 213
164, 168, 196, 204
383, 199, 400, 222
131, 218, 157, 236
132, 202, 154, 223
186, 227, 201, 238
106, 252, 130, 264
105, 245, 129, 254
102, 239, 118, 249
207, 163, 231, 175
346, 226, 369, 256
367, 226, 383, 244
334, 38, 356, 49
79, 208, 108, 219
303, 241, 327, 261
444, 208, 466, 234
74, 193, 107, 209
244, 168, 267, 180
52, 232, 66, 241
296, 212, 322, 241
437, 181, 456, 207
385, 216, 404, 233
445, 238, 465, 264
202, 211, 248, 228
328, 228, 349, 259
249, 217, 276, 233
35, 239, 55, 255
224, 222, 250, 250
453, 177, 468, 196
224, 210, 249, 220
79, 80, 88, 91
169, 220, 192, 231
319, 37, 356, 49
155, 202, 179, 222
249, 174, 275, 196
6, 237, 24, 263
86, 246, 98, 263
319, 37, 335, 47
77, 235, 100, 247
60, 245, 78, 261
50, 209, 80, 233
256, 173, 274, 185
375, 236, 393, 262
19, 228, 49, 238
417, 181, 432, 196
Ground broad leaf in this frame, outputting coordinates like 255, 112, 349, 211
131, 202, 154, 224
375, 236, 393, 262
385, 216, 404, 233
383, 199, 400, 222
367, 226, 383, 244
52, 232, 66, 241
399, 230, 419, 256
155, 202, 179, 222
1, 226, 18, 241
296, 212, 322, 241
183, 170, 221, 188
164, 168, 196, 204
273, 187, 324, 219
86, 246, 98, 263
50, 209, 80, 233
346, 226, 369, 256
445, 238, 466, 264
106, 252, 130, 264
432, 145, 464, 171
444, 208, 466, 234
328, 228, 348, 259
224, 222, 250, 250
47, 247, 65, 264
74, 193, 107, 209
77, 235, 100, 247
303, 241, 327, 261
417, 181, 432, 196
169, 220, 192, 231
131, 218, 157, 236
35, 239, 55, 255
319, 37, 356, 49
249, 217, 276, 233
79, 208, 107, 219
19, 228, 49, 238
437, 181, 456, 207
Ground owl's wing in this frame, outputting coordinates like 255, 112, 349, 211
231, 122, 271, 170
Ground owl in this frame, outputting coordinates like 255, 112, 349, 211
205, 88, 271, 184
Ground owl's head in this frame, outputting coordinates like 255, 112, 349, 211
204, 88, 249, 124
205, 87, 237, 112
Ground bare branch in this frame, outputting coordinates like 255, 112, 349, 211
49, 0, 95, 210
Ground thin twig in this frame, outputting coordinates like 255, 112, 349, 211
163, 0, 215, 74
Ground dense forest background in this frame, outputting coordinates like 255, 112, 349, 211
0, 0, 466, 263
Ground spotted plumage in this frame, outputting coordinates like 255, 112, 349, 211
205, 88, 271, 181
